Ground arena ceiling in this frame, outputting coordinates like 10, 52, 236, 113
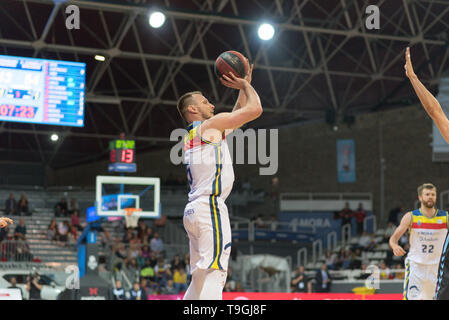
0, 0, 448, 168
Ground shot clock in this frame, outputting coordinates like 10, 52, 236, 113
108, 139, 136, 173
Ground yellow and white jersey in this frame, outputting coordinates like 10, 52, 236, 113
407, 209, 448, 265
184, 121, 235, 203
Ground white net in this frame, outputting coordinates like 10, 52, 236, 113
124, 209, 140, 228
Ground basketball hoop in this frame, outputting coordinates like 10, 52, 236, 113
124, 208, 141, 228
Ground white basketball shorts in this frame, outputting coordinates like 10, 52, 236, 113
403, 258, 438, 300
183, 196, 232, 274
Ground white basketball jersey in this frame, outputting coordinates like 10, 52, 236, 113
184, 121, 234, 202
407, 209, 448, 265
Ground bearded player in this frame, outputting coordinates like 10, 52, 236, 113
405, 46, 449, 299
176, 62, 260, 300
389, 183, 448, 299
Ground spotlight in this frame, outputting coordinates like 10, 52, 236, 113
149, 11, 166, 28
258, 23, 275, 40
95, 55, 105, 62
50, 134, 59, 142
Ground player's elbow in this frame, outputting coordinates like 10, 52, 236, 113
249, 103, 263, 119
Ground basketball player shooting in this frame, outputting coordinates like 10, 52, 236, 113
404, 47, 449, 300
0, 217, 13, 228
177, 59, 261, 300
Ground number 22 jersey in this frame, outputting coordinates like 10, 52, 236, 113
407, 209, 448, 265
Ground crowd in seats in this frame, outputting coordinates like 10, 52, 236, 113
5, 193, 31, 216
102, 219, 192, 298
0, 217, 34, 262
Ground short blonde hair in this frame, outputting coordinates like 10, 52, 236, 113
176, 91, 202, 122
417, 183, 436, 196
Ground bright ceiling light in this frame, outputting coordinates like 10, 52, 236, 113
95, 55, 105, 62
258, 23, 275, 40
50, 133, 59, 142
149, 11, 166, 28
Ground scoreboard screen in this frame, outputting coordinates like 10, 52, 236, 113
108, 139, 136, 173
0, 55, 86, 127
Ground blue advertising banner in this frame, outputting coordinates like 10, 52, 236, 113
337, 139, 356, 183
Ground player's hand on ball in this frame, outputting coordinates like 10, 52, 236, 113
0, 217, 13, 228
392, 244, 406, 256
220, 72, 249, 90
405, 47, 417, 79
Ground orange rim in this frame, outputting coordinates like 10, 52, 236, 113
124, 208, 142, 216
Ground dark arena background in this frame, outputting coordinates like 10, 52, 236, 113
0, 0, 448, 303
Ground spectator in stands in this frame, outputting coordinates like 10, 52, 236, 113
154, 257, 172, 289
255, 214, 268, 229
5, 193, 17, 216
124, 258, 140, 284
335, 248, 346, 269
68, 198, 79, 215
140, 243, 151, 260
140, 259, 156, 284
315, 263, 332, 292
129, 242, 140, 260
47, 219, 57, 241
234, 282, 245, 292
8, 277, 24, 298
139, 278, 151, 298
339, 202, 353, 227
353, 203, 366, 235
57, 221, 69, 245
269, 215, 278, 230
16, 240, 32, 261
71, 210, 82, 231
144, 225, 153, 242
379, 261, 393, 279
99, 229, 112, 249
129, 281, 146, 300
358, 231, 371, 250
383, 222, 396, 243
113, 280, 127, 300
148, 251, 158, 268
154, 214, 167, 230
173, 266, 188, 294
341, 249, 353, 270
170, 254, 184, 273
137, 221, 147, 242
14, 218, 26, 241
122, 229, 134, 244
17, 194, 30, 216
0, 225, 8, 243
351, 248, 362, 269
184, 253, 191, 282
54, 198, 68, 217
224, 282, 233, 292
162, 279, 177, 295
150, 232, 164, 256
365, 233, 377, 251
393, 263, 405, 279
291, 265, 311, 293
388, 205, 404, 225
324, 250, 337, 270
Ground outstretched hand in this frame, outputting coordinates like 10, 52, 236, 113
220, 71, 250, 90
405, 47, 417, 79
0, 217, 13, 228
245, 59, 254, 84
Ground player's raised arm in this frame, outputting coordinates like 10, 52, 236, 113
405, 47, 449, 143
389, 212, 411, 256
232, 61, 254, 113
201, 72, 262, 134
